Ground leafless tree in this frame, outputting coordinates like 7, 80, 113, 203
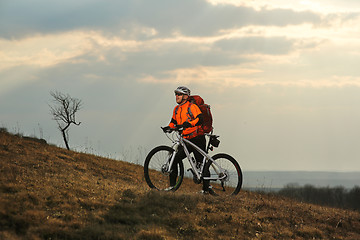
49, 91, 82, 150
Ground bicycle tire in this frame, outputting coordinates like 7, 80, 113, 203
144, 145, 184, 191
205, 153, 243, 196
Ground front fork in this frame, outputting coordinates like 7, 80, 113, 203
162, 142, 180, 174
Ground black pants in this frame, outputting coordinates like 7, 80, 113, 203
170, 135, 210, 191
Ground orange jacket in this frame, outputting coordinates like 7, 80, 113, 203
169, 101, 204, 139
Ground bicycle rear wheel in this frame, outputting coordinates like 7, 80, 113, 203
206, 153, 242, 196
144, 145, 184, 191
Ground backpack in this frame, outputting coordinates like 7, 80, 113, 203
188, 95, 213, 133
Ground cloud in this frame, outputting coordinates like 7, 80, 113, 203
2, 23, 359, 93
0, 32, 94, 71
1, 0, 360, 93
1, 0, 322, 39
214, 36, 294, 55
208, 0, 360, 13
139, 65, 263, 87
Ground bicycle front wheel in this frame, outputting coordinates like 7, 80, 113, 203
206, 153, 243, 196
144, 145, 184, 191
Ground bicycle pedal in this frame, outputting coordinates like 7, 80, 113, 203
187, 168, 201, 184
193, 177, 202, 184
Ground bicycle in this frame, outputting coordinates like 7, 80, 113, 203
144, 125, 243, 196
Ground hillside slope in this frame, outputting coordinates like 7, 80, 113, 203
1, 130, 360, 239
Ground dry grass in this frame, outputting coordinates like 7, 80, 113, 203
1, 130, 360, 239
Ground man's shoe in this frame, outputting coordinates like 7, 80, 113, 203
207, 188, 219, 196
198, 187, 218, 196
164, 186, 174, 191
198, 190, 209, 195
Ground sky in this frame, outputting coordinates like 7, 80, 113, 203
1, 0, 360, 172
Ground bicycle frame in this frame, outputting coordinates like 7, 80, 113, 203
165, 131, 225, 182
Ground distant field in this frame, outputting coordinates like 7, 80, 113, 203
243, 171, 360, 189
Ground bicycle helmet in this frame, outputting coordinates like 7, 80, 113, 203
174, 86, 191, 96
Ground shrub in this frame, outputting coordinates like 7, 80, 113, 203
277, 184, 360, 211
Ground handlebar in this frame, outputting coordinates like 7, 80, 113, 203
161, 125, 187, 134
161, 126, 220, 150
161, 125, 219, 138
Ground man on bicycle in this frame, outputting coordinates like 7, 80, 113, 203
163, 86, 215, 195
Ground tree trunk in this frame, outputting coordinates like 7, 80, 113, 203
61, 129, 70, 150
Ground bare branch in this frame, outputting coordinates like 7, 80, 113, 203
49, 91, 82, 150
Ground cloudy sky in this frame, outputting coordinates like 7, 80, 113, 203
1, 0, 360, 172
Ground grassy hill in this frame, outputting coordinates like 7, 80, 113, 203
1, 130, 360, 240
